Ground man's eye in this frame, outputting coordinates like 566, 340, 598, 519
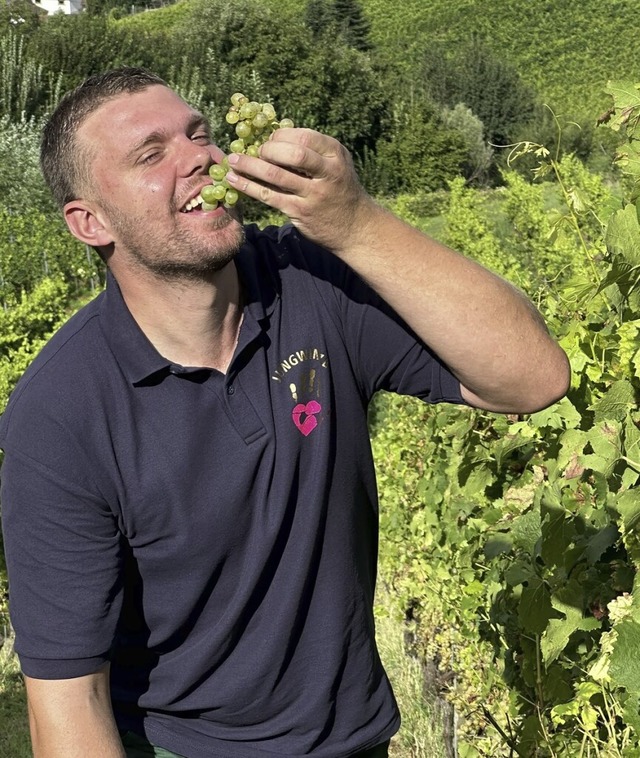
191, 132, 210, 144
140, 151, 161, 165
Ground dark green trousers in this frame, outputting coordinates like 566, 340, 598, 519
121, 729, 390, 757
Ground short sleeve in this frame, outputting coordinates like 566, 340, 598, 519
0, 446, 124, 679
284, 229, 467, 404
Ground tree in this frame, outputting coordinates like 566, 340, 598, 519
371, 99, 467, 195
333, 0, 371, 52
0, 115, 56, 213
303, 0, 336, 39
27, 12, 157, 94
0, 0, 44, 36
441, 103, 494, 184
422, 34, 537, 148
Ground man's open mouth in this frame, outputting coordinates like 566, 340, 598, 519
181, 193, 205, 213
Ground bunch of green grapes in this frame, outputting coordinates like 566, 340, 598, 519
200, 92, 294, 210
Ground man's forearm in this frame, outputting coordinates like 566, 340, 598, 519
26, 667, 126, 758
333, 199, 571, 414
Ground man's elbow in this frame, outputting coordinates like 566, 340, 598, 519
461, 345, 571, 415
509, 346, 571, 414
529, 346, 571, 411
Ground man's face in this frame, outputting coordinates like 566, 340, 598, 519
77, 85, 244, 280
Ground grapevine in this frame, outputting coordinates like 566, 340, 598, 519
201, 92, 295, 210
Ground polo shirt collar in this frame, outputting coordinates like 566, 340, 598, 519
99, 236, 280, 386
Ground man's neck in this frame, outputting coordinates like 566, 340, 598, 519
112, 261, 244, 375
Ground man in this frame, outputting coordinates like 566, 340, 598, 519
0, 68, 570, 758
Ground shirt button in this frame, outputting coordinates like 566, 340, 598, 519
227, 385, 235, 395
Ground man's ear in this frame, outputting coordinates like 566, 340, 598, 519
64, 200, 114, 248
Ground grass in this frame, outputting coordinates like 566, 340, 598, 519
374, 586, 449, 758
0, 635, 30, 758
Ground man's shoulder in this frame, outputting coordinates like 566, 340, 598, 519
0, 291, 108, 439
16, 289, 105, 382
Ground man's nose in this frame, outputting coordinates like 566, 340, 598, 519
179, 139, 212, 176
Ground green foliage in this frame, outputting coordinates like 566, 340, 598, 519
368, 100, 467, 195
358, 0, 640, 121
115, 0, 193, 34
165, 0, 385, 155
85, 0, 132, 15
0, 277, 71, 413
0, 115, 56, 215
333, 0, 371, 52
440, 104, 494, 184
0, 209, 100, 304
0, 28, 60, 120
372, 82, 640, 755
26, 11, 157, 94
303, 0, 372, 51
303, 0, 335, 38
444, 178, 527, 289
0, 633, 30, 758
0, 0, 43, 36
279, 42, 386, 155
422, 34, 537, 149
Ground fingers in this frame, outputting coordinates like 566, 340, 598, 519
266, 127, 341, 159
222, 127, 365, 250
224, 129, 341, 209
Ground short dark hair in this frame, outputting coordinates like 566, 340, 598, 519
41, 67, 167, 208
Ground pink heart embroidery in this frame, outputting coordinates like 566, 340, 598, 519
292, 401, 322, 436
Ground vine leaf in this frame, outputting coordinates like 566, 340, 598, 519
529, 397, 582, 430
510, 509, 542, 555
541, 502, 575, 567
615, 140, 640, 177
541, 599, 600, 665
609, 620, 640, 698
590, 381, 635, 422
584, 524, 619, 565
605, 203, 640, 264
614, 489, 640, 565
519, 577, 555, 634
604, 81, 640, 134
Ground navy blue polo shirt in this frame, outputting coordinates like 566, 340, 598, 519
0, 224, 464, 758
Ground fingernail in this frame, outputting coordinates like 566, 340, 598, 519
227, 154, 239, 164
226, 170, 238, 183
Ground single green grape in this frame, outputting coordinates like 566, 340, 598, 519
230, 92, 246, 107
209, 164, 227, 182
225, 110, 240, 124
246, 145, 260, 157
211, 183, 227, 200
229, 138, 245, 154
239, 103, 255, 120
201, 185, 220, 204
252, 113, 268, 130
201, 201, 218, 212
235, 121, 253, 140
224, 188, 239, 206
279, 118, 294, 129
262, 103, 276, 122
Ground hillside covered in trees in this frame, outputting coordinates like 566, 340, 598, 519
2, 0, 639, 200
1, 1, 640, 756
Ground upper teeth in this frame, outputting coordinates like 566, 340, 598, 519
183, 193, 204, 212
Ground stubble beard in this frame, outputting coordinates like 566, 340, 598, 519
107, 203, 245, 282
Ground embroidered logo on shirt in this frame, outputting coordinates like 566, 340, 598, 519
270, 348, 328, 382
291, 400, 322, 436
272, 349, 328, 437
